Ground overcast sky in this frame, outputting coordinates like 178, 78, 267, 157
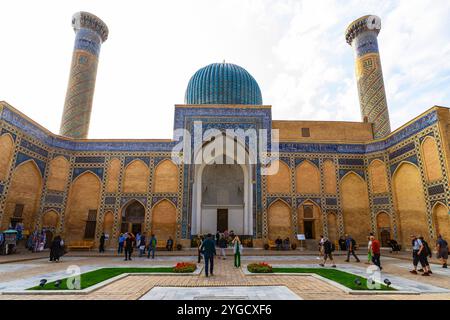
1, 0, 449, 139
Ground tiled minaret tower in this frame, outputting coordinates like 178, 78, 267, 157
346, 15, 391, 139
60, 12, 108, 139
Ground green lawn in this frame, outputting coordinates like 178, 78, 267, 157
267, 268, 395, 291
28, 267, 180, 290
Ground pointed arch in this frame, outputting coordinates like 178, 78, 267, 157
0, 133, 14, 181
123, 159, 149, 193
267, 160, 291, 194
376, 211, 391, 246
153, 159, 178, 193
340, 171, 371, 244
267, 199, 292, 240
2, 160, 42, 231
297, 199, 323, 239
47, 156, 70, 191
42, 210, 59, 229
432, 202, 450, 240
392, 162, 429, 247
323, 159, 337, 194
421, 136, 443, 182
151, 199, 177, 242
295, 160, 320, 194
368, 159, 388, 194
106, 158, 121, 193
64, 171, 101, 243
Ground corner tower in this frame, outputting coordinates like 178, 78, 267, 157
346, 15, 391, 139
60, 12, 108, 139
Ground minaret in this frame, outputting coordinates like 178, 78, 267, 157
59, 12, 108, 139
346, 15, 391, 139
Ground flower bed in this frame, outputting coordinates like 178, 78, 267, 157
173, 262, 197, 273
247, 262, 273, 273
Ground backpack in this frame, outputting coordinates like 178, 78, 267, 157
351, 238, 356, 247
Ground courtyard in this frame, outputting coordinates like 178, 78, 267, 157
0, 249, 449, 300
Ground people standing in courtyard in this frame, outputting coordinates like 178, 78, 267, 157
275, 236, 283, 250
215, 231, 220, 246
99, 232, 106, 253
135, 232, 141, 249
139, 235, 146, 257
319, 235, 325, 256
219, 234, 227, 259
283, 237, 290, 250
124, 233, 134, 261
366, 236, 373, 265
419, 236, 433, 275
118, 233, 125, 254
166, 236, 174, 251
370, 235, 382, 270
338, 236, 346, 251
436, 234, 448, 268
409, 235, 430, 276
319, 237, 336, 268
50, 235, 63, 262
201, 233, 216, 277
232, 236, 243, 268
345, 234, 360, 262
147, 234, 157, 259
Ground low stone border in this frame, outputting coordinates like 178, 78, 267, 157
1, 266, 203, 296
242, 265, 417, 295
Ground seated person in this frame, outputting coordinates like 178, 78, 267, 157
275, 236, 283, 250
387, 239, 401, 253
283, 237, 290, 250
166, 236, 174, 251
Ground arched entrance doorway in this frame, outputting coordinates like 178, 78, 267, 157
376, 212, 391, 247
121, 200, 145, 235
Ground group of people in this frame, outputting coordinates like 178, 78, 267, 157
409, 234, 448, 276
274, 236, 291, 250
114, 232, 175, 260
196, 233, 243, 277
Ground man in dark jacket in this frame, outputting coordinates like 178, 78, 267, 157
319, 237, 336, 267
99, 233, 106, 253
124, 233, 134, 261
201, 233, 216, 277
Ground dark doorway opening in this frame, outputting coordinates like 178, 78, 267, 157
132, 223, 142, 235
217, 209, 228, 232
304, 221, 314, 239
380, 229, 391, 247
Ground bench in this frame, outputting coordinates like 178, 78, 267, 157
155, 240, 176, 251
267, 240, 277, 250
67, 240, 94, 251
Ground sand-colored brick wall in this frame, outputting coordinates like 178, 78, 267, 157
376, 212, 390, 229
64, 172, 101, 243
2, 161, 42, 231
123, 160, 149, 193
323, 160, 337, 194
421, 137, 443, 182
151, 199, 176, 242
267, 200, 292, 240
368, 159, 388, 194
297, 201, 323, 239
106, 158, 121, 193
41, 210, 59, 229
267, 160, 291, 194
46, 156, 70, 191
327, 212, 339, 241
295, 161, 320, 194
433, 203, 450, 241
340, 172, 371, 244
392, 163, 429, 246
272, 120, 373, 142
0, 134, 14, 181
153, 160, 178, 193
103, 211, 114, 247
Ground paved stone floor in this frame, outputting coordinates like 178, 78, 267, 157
0, 251, 449, 300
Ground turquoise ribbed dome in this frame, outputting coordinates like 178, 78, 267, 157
184, 63, 263, 105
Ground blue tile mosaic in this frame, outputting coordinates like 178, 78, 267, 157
325, 198, 337, 206
72, 167, 104, 181
389, 155, 418, 175
45, 194, 64, 204
20, 139, 48, 157
428, 184, 445, 196
338, 158, 364, 166
1, 128, 16, 141
120, 197, 147, 207
339, 169, 365, 180
297, 198, 321, 207
388, 142, 415, 160
0, 183, 3, 195
373, 197, 389, 205
124, 156, 150, 167
75, 156, 106, 163
14, 152, 46, 177
105, 197, 116, 205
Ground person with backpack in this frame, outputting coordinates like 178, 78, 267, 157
419, 236, 433, 275
319, 237, 336, 267
410, 234, 429, 275
345, 234, 360, 262
370, 235, 382, 270
147, 234, 157, 259
436, 234, 448, 268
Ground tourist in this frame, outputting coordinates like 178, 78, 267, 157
319, 235, 325, 256
419, 236, 433, 275
219, 234, 227, 259
99, 232, 106, 253
366, 236, 372, 265
166, 236, 174, 251
436, 234, 448, 268
124, 233, 134, 261
201, 233, 216, 277
319, 237, 336, 268
148, 234, 157, 259
275, 236, 283, 250
387, 238, 401, 253
229, 230, 235, 239
197, 235, 204, 263
283, 237, 290, 250
139, 235, 146, 257
215, 231, 220, 246
118, 233, 125, 254
49, 235, 63, 262
136, 232, 141, 249
370, 235, 382, 270
338, 236, 346, 251
232, 236, 243, 268
345, 234, 360, 262
410, 235, 429, 275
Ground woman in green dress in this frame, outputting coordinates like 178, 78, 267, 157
232, 236, 243, 268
